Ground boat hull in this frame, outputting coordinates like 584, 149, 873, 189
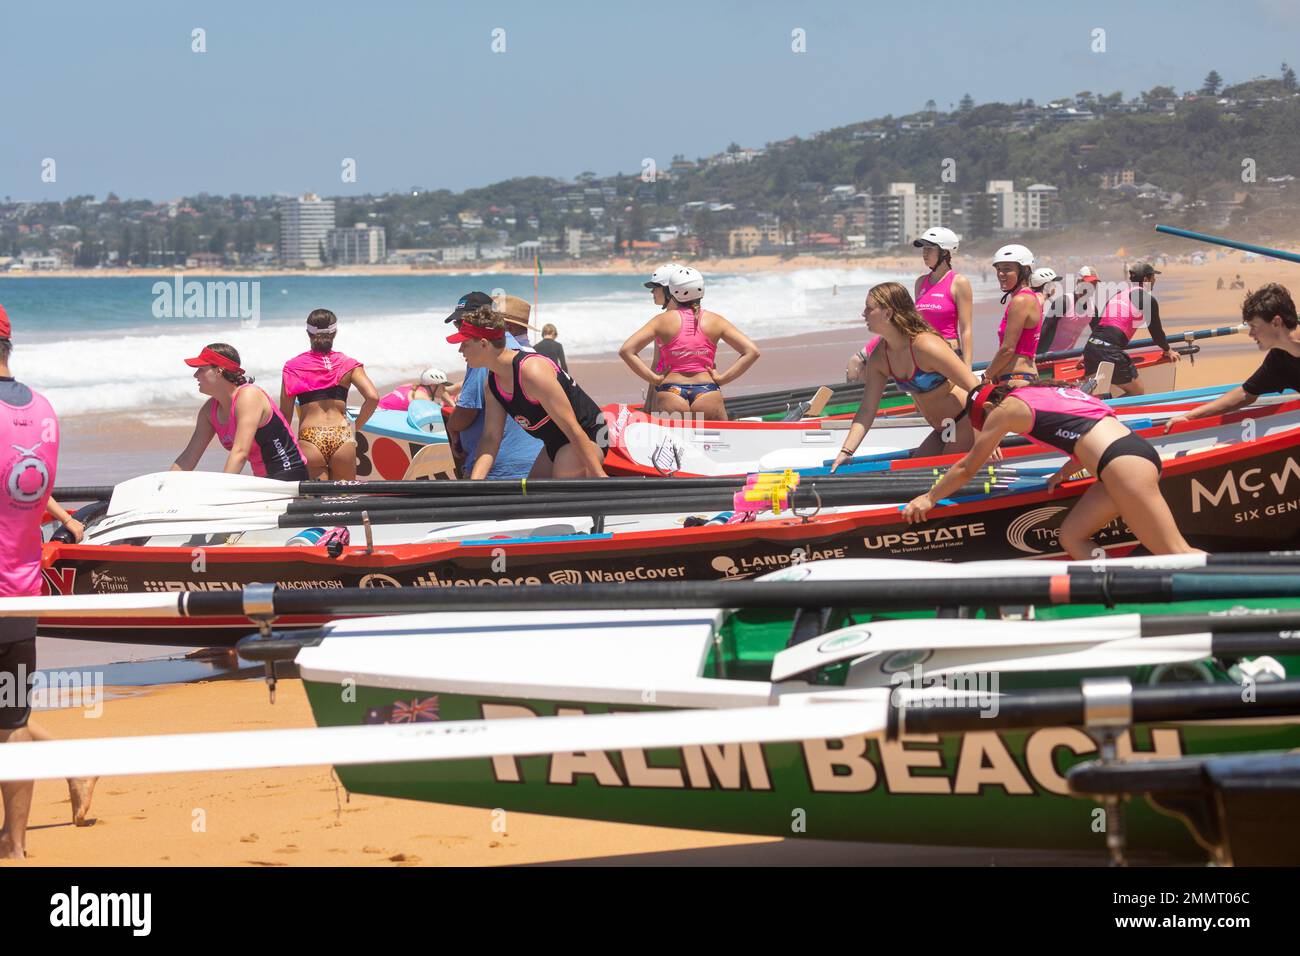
300, 679, 1299, 856
40, 416, 1300, 642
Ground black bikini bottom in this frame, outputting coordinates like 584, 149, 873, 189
1096, 433, 1162, 476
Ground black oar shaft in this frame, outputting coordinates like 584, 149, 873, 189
897, 680, 1300, 736
180, 570, 1300, 619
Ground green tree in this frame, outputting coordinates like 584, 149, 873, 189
1284, 62, 1298, 92
1200, 71, 1223, 96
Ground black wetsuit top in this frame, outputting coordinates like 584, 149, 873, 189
487, 352, 606, 459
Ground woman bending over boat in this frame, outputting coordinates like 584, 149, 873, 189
619, 266, 760, 421
903, 379, 1199, 559
451, 306, 608, 479
279, 310, 379, 480
173, 344, 310, 480
831, 282, 980, 470
982, 244, 1043, 385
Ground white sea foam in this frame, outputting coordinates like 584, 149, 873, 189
29, 268, 920, 420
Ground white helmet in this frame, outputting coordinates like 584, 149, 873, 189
644, 262, 682, 289
912, 227, 960, 252
668, 266, 705, 303
1029, 267, 1058, 288
419, 367, 449, 386
992, 243, 1035, 267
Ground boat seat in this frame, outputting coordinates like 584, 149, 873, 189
401, 443, 457, 481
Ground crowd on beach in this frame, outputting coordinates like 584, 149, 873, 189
5, 231, 1300, 857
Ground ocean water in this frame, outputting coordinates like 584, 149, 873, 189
0, 268, 922, 419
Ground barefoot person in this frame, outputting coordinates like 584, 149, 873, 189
905, 379, 1199, 559
983, 244, 1043, 385
451, 304, 608, 479
1164, 284, 1299, 430
619, 266, 760, 420
912, 227, 973, 367
173, 344, 309, 480
1083, 262, 1178, 396
279, 310, 379, 480
0, 304, 94, 859
831, 282, 980, 469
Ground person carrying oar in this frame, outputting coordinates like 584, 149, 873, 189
831, 282, 980, 470
904, 379, 1199, 559
1164, 284, 1300, 430
982, 244, 1043, 385
173, 344, 310, 481
0, 304, 95, 858
450, 303, 608, 479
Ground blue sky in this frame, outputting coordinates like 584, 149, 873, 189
2, 0, 1297, 201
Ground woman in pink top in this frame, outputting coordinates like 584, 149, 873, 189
279, 310, 379, 480
173, 343, 309, 480
903, 379, 1197, 559
983, 243, 1043, 385
619, 267, 760, 420
912, 227, 973, 367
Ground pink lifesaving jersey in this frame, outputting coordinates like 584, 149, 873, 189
1097, 284, 1146, 340
1014, 385, 1115, 454
997, 288, 1044, 358
915, 270, 960, 341
378, 384, 417, 411
659, 308, 718, 375
208, 384, 305, 477
0, 385, 58, 598
1046, 294, 1094, 353
281, 350, 361, 398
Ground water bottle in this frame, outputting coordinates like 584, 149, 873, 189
287, 527, 326, 547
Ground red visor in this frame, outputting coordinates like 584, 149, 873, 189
966, 382, 998, 431
183, 347, 243, 374
446, 322, 505, 344
0, 303, 10, 339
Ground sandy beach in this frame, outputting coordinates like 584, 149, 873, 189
10, 252, 1293, 866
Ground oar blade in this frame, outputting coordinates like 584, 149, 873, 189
0, 698, 891, 782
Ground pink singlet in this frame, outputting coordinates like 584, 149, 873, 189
1046, 294, 1094, 353
208, 384, 306, 477
0, 385, 58, 598
915, 270, 960, 341
378, 384, 423, 411
1097, 283, 1147, 340
659, 307, 718, 375
997, 288, 1044, 358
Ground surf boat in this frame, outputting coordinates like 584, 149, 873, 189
5, 555, 1300, 863
38, 399, 1300, 643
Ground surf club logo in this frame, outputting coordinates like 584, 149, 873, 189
358, 573, 402, 588
5, 441, 51, 504
152, 275, 261, 329
818, 629, 871, 653
1006, 507, 1069, 554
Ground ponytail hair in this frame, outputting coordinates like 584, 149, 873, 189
203, 342, 253, 385
306, 308, 338, 355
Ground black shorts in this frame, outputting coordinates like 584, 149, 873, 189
0, 622, 37, 731
542, 415, 610, 462
1083, 325, 1137, 385
1097, 433, 1163, 477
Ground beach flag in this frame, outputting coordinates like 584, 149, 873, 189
535, 252, 543, 276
